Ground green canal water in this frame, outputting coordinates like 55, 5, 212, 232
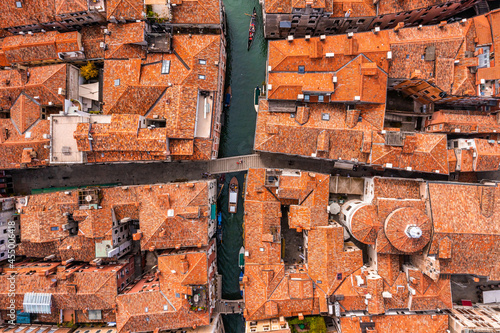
218, 0, 266, 332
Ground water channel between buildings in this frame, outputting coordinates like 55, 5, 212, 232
217, 0, 266, 332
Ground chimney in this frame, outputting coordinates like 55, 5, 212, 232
393, 22, 404, 33
345, 109, 361, 128
180, 257, 189, 274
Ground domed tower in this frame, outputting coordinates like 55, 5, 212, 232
341, 200, 379, 244
383, 207, 432, 253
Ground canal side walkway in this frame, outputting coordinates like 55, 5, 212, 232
10, 151, 452, 194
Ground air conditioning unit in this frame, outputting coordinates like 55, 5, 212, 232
27, 31, 33, 35
373, 27, 380, 34
153, 115, 159, 119
347, 32, 354, 38
43, 134, 51, 139
354, 96, 360, 101
320, 34, 326, 40
267, 84, 272, 90
103, 29, 111, 35
58, 88, 66, 95
214, 60, 219, 66
333, 76, 337, 83
34, 96, 39, 99
48, 101, 53, 105
100, 42, 108, 50
325, 53, 334, 58
287, 35, 294, 42
305, 35, 311, 40
43, 145, 51, 149
387, 51, 392, 59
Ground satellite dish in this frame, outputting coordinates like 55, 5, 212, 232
85, 195, 93, 202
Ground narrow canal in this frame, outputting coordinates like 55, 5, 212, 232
217, 0, 266, 332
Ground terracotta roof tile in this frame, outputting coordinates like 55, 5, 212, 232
1, 31, 81, 65
339, 314, 448, 333
80, 26, 105, 60
427, 182, 500, 279
117, 243, 214, 332
10, 93, 40, 134
0, 0, 56, 30
17, 181, 215, 261
55, 0, 88, 15
104, 22, 146, 59
170, 0, 221, 25
0, 258, 135, 321
107, 0, 145, 21
244, 169, 362, 320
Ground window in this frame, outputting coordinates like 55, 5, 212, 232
298, 65, 305, 74
161, 60, 170, 74
15, 1, 22, 8
304, 95, 310, 102
0, 240, 4, 245
114, 79, 120, 86
51, 226, 59, 231
198, 74, 206, 80
318, 95, 324, 102
199, 59, 206, 65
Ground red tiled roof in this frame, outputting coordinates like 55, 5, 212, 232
55, 0, 88, 15
0, 0, 56, 30
0, 260, 133, 316
243, 168, 362, 320
105, 22, 146, 59
339, 314, 448, 333
18, 181, 215, 261
425, 110, 500, 134
116, 245, 213, 332
1, 31, 80, 65
170, 0, 221, 25
107, 0, 145, 21
80, 26, 105, 60
427, 182, 500, 279
370, 133, 449, 174
10, 93, 40, 134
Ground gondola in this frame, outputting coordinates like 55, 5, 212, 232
248, 7, 257, 51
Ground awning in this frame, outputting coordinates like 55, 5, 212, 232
23, 293, 52, 314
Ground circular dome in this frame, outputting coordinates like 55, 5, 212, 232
350, 204, 379, 244
384, 207, 432, 253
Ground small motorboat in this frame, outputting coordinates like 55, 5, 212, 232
239, 246, 245, 269
224, 86, 231, 107
253, 86, 260, 112
247, 7, 257, 51
228, 176, 238, 214
239, 270, 244, 297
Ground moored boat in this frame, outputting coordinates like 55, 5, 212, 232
253, 86, 260, 112
224, 86, 231, 107
239, 246, 245, 269
247, 8, 257, 51
228, 176, 238, 214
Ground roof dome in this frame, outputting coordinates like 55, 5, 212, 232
384, 207, 432, 253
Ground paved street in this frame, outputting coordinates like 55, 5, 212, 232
10, 152, 454, 195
